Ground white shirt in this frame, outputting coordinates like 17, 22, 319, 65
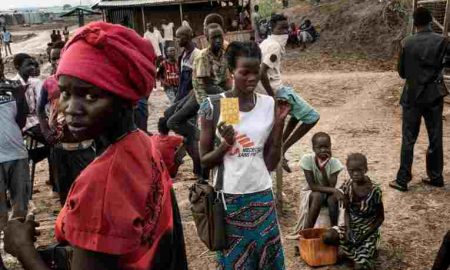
181, 48, 200, 71
144, 30, 164, 56
258, 36, 283, 93
212, 94, 275, 194
251, 12, 261, 30
161, 22, 175, 41
12, 74, 41, 131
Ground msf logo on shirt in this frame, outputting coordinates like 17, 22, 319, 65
228, 134, 263, 157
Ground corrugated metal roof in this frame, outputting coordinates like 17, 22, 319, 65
93, 0, 210, 8
60, 6, 101, 17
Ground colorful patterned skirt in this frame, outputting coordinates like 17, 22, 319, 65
217, 189, 285, 270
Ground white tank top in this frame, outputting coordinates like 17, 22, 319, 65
213, 93, 275, 194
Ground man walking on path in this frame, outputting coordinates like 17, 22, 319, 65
1, 27, 12, 57
390, 7, 449, 192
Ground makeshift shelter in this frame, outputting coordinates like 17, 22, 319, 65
93, 0, 253, 39
60, 6, 101, 27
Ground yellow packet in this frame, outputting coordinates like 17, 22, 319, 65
220, 98, 240, 125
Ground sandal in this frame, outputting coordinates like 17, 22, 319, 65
281, 158, 292, 173
389, 180, 408, 192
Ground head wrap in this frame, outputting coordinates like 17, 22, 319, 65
57, 22, 156, 102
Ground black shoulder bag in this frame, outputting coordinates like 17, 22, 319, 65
37, 243, 73, 270
189, 94, 227, 251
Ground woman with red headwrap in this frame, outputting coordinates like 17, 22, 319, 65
2, 22, 188, 270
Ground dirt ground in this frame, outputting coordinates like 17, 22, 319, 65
2, 8, 450, 268
284, 0, 409, 60
3, 49, 449, 270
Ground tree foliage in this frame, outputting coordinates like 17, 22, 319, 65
258, 0, 282, 19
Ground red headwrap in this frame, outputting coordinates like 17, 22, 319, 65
57, 22, 156, 102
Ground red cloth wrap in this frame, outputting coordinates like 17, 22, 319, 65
56, 22, 156, 102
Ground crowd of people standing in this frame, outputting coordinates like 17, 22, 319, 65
0, 5, 448, 270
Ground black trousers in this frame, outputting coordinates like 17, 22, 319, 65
51, 146, 95, 205
166, 94, 199, 144
432, 231, 450, 270
165, 94, 207, 179
396, 99, 444, 185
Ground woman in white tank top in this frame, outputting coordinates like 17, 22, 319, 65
199, 41, 290, 270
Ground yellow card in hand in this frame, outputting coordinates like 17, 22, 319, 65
220, 98, 240, 125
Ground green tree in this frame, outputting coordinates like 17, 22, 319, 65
63, 4, 72, 10
258, 0, 282, 19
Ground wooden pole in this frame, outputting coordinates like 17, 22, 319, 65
443, 0, 450, 36
179, 4, 184, 26
433, 17, 445, 32
141, 6, 146, 33
411, 0, 418, 34
276, 162, 283, 212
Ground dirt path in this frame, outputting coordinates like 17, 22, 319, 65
5, 70, 449, 270
173, 71, 450, 270
8, 25, 79, 55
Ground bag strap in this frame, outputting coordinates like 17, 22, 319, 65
208, 93, 227, 191
209, 93, 224, 146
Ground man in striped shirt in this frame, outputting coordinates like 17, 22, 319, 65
157, 46, 179, 103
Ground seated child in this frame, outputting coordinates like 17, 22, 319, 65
323, 153, 384, 270
150, 117, 184, 178
289, 132, 344, 238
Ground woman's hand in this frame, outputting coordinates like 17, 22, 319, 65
275, 99, 291, 122
4, 216, 40, 258
217, 121, 236, 146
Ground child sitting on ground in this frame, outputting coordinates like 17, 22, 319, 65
289, 132, 344, 238
323, 153, 384, 270
150, 117, 184, 178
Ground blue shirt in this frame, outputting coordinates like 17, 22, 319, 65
2, 31, 11, 43
0, 87, 28, 163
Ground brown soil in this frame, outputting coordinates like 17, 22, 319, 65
284, 0, 409, 59
3, 4, 450, 269
5, 57, 449, 269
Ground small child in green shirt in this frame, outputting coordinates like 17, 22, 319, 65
289, 132, 344, 237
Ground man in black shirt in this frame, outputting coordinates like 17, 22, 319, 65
390, 7, 449, 191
